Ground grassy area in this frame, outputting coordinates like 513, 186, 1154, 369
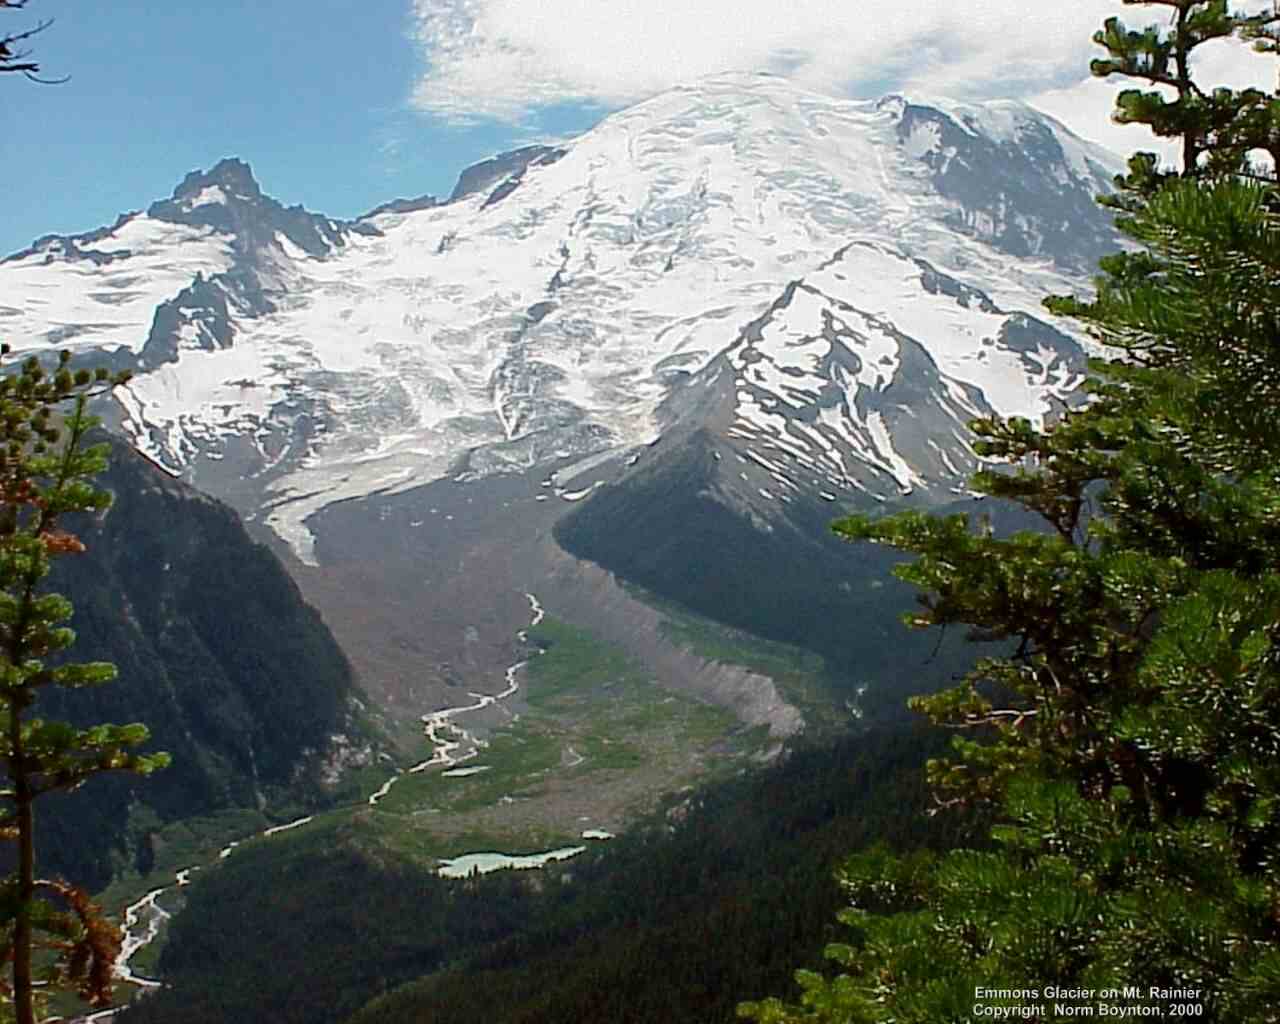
523, 617, 754, 763
362, 615, 762, 843
661, 615, 825, 681
636, 587, 851, 733
568, 733, 645, 772
96, 807, 272, 915
522, 617, 640, 709
99, 612, 778, 919
373, 725, 563, 816
77, 611, 775, 1020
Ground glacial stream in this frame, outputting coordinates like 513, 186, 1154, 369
80, 591, 594, 1020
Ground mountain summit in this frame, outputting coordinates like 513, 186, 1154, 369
0, 75, 1122, 716
0, 73, 1120, 562
170, 157, 265, 203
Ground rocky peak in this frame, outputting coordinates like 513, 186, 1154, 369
893, 99, 1119, 268
2, 75, 1124, 565
360, 193, 440, 220
171, 157, 264, 204
148, 157, 347, 261
448, 145, 567, 205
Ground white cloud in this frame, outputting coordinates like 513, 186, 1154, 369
409, 0, 1116, 121
410, 0, 1277, 159
1030, 28, 1277, 168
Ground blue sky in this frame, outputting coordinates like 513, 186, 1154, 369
3, 0, 1273, 257
1, 0, 601, 255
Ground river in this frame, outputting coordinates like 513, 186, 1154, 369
76, 591, 553, 1020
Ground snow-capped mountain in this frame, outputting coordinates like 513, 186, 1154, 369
0, 72, 1119, 570
655, 241, 1088, 517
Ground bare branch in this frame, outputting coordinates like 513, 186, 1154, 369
941, 708, 1041, 730
1, 4, 65, 83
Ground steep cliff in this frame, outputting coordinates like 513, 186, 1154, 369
37, 435, 372, 889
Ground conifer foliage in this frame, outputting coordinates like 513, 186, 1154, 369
0, 349, 168, 1024
741, 4, 1280, 1022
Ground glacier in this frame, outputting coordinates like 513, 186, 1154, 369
0, 72, 1123, 564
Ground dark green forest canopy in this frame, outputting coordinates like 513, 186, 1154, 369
117, 725, 972, 1024
39, 434, 363, 892
742, 4, 1280, 1023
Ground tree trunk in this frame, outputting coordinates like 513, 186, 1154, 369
9, 697, 34, 1024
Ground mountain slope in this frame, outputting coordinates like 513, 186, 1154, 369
1, 73, 1117, 557
0, 73, 1121, 728
37, 436, 374, 889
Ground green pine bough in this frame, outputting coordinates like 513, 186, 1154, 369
0, 348, 168, 1024
741, 3, 1280, 1022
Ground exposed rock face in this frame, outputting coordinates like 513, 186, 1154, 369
0, 73, 1119, 567
37, 435, 370, 889
535, 535, 805, 741
894, 100, 1120, 270
359, 193, 441, 220
0, 73, 1121, 737
447, 144, 567, 203
147, 156, 353, 260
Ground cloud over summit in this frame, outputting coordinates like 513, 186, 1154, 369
408, 0, 1277, 162
409, 0, 1118, 121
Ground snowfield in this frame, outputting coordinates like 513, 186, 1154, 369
1, 72, 1121, 562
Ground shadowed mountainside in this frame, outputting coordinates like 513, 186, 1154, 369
35, 435, 374, 890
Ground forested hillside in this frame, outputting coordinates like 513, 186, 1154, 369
4, 1, 1276, 1022
741, 4, 1280, 1022
37, 435, 373, 890
114, 725, 979, 1024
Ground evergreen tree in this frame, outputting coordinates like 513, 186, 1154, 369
1091, 0, 1279, 200
0, 349, 168, 1024
741, 4, 1280, 1022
